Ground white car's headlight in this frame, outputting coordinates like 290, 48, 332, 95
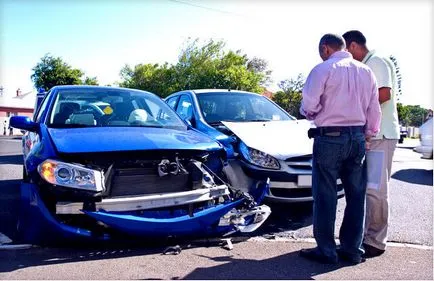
239, 142, 280, 170
38, 159, 104, 192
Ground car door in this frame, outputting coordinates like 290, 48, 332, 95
166, 96, 179, 110
175, 95, 194, 125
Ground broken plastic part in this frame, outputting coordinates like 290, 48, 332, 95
162, 245, 182, 255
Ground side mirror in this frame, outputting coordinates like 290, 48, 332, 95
10, 116, 39, 133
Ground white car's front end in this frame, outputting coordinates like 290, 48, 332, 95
223, 120, 344, 202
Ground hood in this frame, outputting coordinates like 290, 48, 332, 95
222, 120, 314, 160
48, 127, 222, 153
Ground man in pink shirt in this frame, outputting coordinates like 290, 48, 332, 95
299, 34, 381, 265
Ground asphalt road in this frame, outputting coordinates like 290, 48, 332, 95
0, 136, 432, 279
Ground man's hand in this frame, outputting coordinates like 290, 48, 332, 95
365, 136, 372, 151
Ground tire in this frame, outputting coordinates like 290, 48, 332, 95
22, 167, 29, 183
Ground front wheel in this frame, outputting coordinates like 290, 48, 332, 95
22, 167, 29, 183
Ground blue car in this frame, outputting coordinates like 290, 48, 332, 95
165, 89, 344, 203
11, 85, 270, 245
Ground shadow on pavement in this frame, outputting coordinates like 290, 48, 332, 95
0, 179, 21, 241
0, 238, 354, 279
0, 155, 23, 165
0, 237, 248, 274
392, 168, 433, 186
251, 202, 313, 238
184, 251, 351, 280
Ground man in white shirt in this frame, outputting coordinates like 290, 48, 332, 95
343, 30, 400, 258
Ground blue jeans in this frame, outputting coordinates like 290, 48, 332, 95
312, 127, 367, 259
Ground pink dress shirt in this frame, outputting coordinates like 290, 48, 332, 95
300, 51, 381, 137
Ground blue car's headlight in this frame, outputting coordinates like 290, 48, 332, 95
38, 159, 104, 192
239, 142, 280, 170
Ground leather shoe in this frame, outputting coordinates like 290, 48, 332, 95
337, 248, 366, 265
300, 248, 338, 264
363, 243, 385, 258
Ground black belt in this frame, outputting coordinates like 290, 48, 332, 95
308, 126, 365, 138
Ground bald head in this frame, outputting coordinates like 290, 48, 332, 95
318, 34, 346, 61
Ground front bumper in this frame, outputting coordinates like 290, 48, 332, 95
18, 183, 270, 244
239, 160, 343, 203
414, 145, 433, 158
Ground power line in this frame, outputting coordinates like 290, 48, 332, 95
167, 0, 246, 18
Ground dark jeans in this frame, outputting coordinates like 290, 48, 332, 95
312, 126, 367, 260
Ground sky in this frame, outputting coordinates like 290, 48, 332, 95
0, 0, 432, 109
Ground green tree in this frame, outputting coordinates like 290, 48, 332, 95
31, 54, 84, 90
397, 102, 410, 126
120, 63, 178, 97
83, 76, 99, 85
119, 39, 267, 97
272, 74, 305, 118
405, 105, 430, 127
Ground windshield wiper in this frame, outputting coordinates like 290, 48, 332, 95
49, 124, 95, 128
130, 125, 164, 128
244, 119, 271, 122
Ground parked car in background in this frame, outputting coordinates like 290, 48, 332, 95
11, 85, 270, 245
414, 117, 433, 159
165, 89, 344, 203
399, 125, 408, 144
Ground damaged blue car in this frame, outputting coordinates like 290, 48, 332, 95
10, 85, 270, 245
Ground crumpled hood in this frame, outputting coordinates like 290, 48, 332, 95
48, 127, 222, 153
222, 120, 314, 160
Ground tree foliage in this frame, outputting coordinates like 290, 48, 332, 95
31, 54, 84, 90
398, 103, 431, 127
31, 54, 98, 90
119, 39, 267, 98
272, 73, 305, 118
83, 76, 99, 85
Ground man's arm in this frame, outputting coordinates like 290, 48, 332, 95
379, 87, 391, 104
365, 72, 382, 138
367, 57, 393, 104
300, 66, 326, 120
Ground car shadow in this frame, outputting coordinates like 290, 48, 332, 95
251, 202, 313, 237
0, 154, 23, 165
392, 169, 433, 186
0, 179, 21, 240
183, 251, 352, 280
0, 237, 248, 274
0, 237, 355, 279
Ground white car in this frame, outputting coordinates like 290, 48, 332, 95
165, 89, 344, 203
414, 117, 433, 159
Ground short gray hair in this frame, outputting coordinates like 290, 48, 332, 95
319, 34, 346, 50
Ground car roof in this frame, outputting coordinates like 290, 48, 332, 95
189, 89, 258, 95
50, 85, 154, 95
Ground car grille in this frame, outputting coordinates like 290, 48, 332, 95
285, 155, 312, 172
270, 188, 312, 198
110, 167, 189, 197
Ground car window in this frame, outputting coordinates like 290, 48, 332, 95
34, 92, 51, 122
166, 96, 178, 110
47, 88, 186, 130
176, 95, 193, 120
197, 92, 295, 123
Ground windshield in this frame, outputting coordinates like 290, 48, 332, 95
197, 92, 295, 123
48, 88, 186, 130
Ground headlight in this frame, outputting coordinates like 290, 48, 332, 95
38, 159, 104, 192
239, 142, 280, 170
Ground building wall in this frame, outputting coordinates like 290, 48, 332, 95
0, 108, 34, 136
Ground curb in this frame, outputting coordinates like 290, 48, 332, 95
246, 236, 433, 250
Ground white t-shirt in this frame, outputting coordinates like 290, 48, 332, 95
363, 50, 400, 140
